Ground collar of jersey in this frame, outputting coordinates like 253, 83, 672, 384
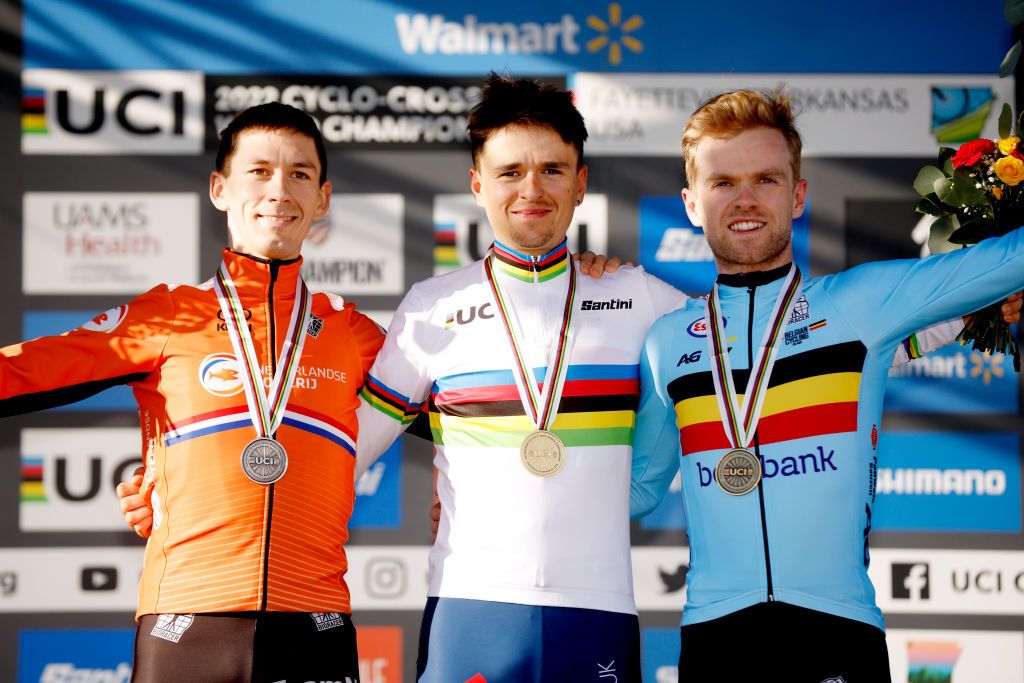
222, 248, 304, 299
716, 262, 792, 289
491, 239, 569, 283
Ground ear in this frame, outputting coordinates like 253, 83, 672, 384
575, 164, 588, 205
792, 178, 808, 219
470, 167, 485, 208
209, 172, 228, 212
681, 186, 703, 227
314, 180, 332, 221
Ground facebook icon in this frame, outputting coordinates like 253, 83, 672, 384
891, 563, 930, 600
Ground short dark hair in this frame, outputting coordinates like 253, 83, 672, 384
215, 102, 328, 185
467, 72, 587, 167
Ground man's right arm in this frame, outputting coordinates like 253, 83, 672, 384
0, 285, 173, 415
354, 283, 436, 479
631, 318, 684, 519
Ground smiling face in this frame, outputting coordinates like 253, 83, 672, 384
209, 128, 331, 261
682, 126, 806, 274
470, 124, 587, 255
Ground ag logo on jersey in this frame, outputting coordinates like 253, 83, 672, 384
79, 305, 129, 333
198, 353, 244, 397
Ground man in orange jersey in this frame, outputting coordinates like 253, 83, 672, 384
0, 103, 379, 682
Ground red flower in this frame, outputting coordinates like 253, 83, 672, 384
951, 138, 996, 168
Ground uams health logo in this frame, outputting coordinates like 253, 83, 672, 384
22, 69, 203, 154
396, 3, 643, 66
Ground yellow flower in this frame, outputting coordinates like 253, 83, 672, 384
998, 136, 1021, 155
994, 155, 1024, 186
993, 186, 1004, 200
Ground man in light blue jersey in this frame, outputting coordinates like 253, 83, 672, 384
630, 89, 1024, 682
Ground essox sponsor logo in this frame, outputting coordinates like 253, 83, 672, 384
79, 305, 128, 333
22, 69, 203, 154
686, 317, 708, 337
198, 353, 244, 397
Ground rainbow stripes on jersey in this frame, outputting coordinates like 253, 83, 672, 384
164, 404, 356, 455
669, 341, 866, 456
360, 377, 427, 426
492, 240, 568, 283
428, 363, 639, 448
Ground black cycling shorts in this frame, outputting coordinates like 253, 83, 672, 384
132, 611, 359, 683
678, 602, 891, 683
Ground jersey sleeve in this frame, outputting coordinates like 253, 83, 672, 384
640, 268, 689, 318
354, 282, 436, 478
0, 284, 174, 416
891, 317, 965, 365
630, 316, 684, 519
823, 228, 1024, 354
347, 306, 386, 386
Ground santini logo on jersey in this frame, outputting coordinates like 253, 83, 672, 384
580, 298, 632, 311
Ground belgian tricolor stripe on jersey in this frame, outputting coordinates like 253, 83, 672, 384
669, 341, 866, 456
429, 363, 638, 448
361, 376, 426, 425
493, 241, 568, 283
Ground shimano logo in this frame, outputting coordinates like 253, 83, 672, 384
40, 663, 131, 683
697, 446, 836, 487
877, 468, 1006, 496
655, 227, 713, 262
581, 298, 632, 311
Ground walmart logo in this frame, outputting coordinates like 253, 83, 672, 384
586, 4, 644, 66
969, 350, 1005, 386
394, 5, 643, 66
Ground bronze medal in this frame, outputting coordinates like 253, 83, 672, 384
241, 437, 289, 484
714, 448, 762, 496
520, 429, 565, 477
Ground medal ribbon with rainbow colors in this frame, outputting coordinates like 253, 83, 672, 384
704, 264, 802, 495
213, 260, 313, 484
483, 249, 577, 477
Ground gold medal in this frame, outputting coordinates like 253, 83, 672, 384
714, 448, 762, 496
520, 430, 565, 477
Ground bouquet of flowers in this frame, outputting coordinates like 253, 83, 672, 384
913, 102, 1022, 371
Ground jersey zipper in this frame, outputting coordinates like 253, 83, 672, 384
260, 260, 281, 612
747, 284, 775, 603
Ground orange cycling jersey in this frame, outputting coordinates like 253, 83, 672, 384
0, 249, 383, 617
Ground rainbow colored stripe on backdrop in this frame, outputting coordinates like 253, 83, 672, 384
22, 87, 46, 134
20, 456, 46, 502
434, 221, 459, 270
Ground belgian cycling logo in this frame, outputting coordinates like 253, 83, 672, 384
79, 305, 129, 334
150, 613, 194, 643
930, 86, 994, 144
198, 353, 244, 397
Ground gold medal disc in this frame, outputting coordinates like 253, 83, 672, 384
520, 430, 565, 477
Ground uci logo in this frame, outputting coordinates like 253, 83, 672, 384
198, 353, 244, 397
22, 70, 202, 155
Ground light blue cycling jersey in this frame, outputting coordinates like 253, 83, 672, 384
631, 229, 1024, 629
